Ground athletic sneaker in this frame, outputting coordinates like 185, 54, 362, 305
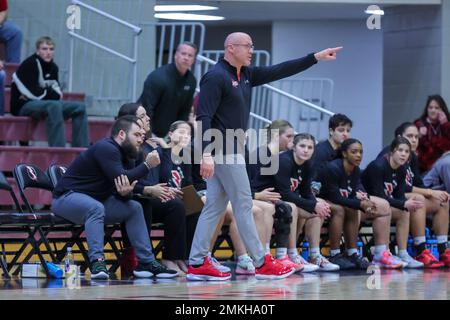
235, 255, 256, 275
440, 249, 450, 267
390, 255, 408, 268
277, 255, 304, 272
187, 257, 232, 281
308, 255, 340, 272
133, 260, 178, 278
289, 254, 319, 272
255, 254, 296, 280
90, 258, 109, 280
415, 249, 445, 268
371, 250, 403, 269
329, 253, 355, 270
210, 256, 231, 273
347, 253, 371, 270
398, 253, 424, 269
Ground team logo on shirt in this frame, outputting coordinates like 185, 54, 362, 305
339, 186, 353, 198
183, 85, 191, 91
170, 168, 184, 189
232, 80, 239, 88
405, 167, 413, 187
290, 178, 301, 192
384, 182, 394, 197
245, 80, 250, 84
25, 166, 38, 181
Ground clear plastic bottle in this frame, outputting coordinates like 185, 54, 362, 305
64, 247, 74, 273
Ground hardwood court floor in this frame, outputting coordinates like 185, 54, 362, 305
0, 267, 449, 300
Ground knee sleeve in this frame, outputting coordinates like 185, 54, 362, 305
273, 201, 292, 247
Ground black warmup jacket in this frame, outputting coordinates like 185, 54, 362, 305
196, 54, 318, 154
318, 158, 365, 210
138, 63, 196, 137
361, 155, 408, 210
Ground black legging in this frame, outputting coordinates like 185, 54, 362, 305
122, 197, 199, 260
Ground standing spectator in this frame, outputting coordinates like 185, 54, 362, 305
10, 36, 89, 147
414, 95, 450, 173
138, 42, 197, 138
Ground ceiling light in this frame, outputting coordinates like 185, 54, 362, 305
365, 9, 384, 15
154, 13, 225, 21
154, 5, 218, 12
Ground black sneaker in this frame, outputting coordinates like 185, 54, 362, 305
328, 253, 355, 270
133, 260, 178, 279
347, 253, 371, 270
90, 258, 109, 280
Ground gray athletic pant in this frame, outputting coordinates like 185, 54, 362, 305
52, 191, 155, 264
189, 154, 265, 267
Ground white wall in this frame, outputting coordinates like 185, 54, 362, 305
272, 20, 383, 167
383, 5, 442, 145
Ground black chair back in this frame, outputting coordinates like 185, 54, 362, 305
0, 171, 22, 210
47, 164, 67, 189
13, 164, 53, 213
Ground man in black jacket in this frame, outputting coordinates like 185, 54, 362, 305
138, 42, 197, 138
52, 116, 178, 279
187, 32, 342, 281
10, 36, 89, 147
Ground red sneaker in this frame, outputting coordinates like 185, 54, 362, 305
277, 255, 304, 272
187, 257, 231, 281
415, 249, 445, 268
439, 249, 450, 267
255, 254, 296, 280
120, 247, 138, 279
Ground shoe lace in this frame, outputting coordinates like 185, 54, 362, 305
238, 255, 254, 268
290, 254, 306, 264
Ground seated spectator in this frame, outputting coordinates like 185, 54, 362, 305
414, 95, 450, 173
0, 63, 4, 116
423, 151, 450, 193
0, 0, 22, 63
10, 36, 89, 147
52, 115, 178, 280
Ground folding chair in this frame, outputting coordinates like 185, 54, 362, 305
0, 170, 55, 277
47, 164, 123, 273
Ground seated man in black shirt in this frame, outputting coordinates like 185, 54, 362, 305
52, 115, 178, 279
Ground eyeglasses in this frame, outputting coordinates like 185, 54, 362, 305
231, 43, 254, 50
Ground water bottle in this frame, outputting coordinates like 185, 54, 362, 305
357, 240, 364, 257
407, 237, 415, 257
46, 261, 63, 279
301, 241, 309, 260
64, 247, 74, 273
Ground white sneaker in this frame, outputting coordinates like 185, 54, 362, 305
398, 253, 424, 269
391, 254, 408, 268
210, 256, 231, 273
235, 255, 256, 275
308, 255, 340, 272
290, 254, 319, 272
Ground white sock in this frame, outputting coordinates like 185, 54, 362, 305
276, 248, 287, 259
346, 248, 358, 256
414, 236, 426, 246
265, 243, 271, 254
238, 254, 249, 261
398, 249, 409, 258
287, 248, 298, 257
310, 247, 320, 258
330, 249, 341, 257
436, 235, 448, 244
374, 245, 387, 257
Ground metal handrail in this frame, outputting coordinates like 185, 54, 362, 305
71, 0, 142, 34
68, 0, 141, 100
196, 55, 334, 116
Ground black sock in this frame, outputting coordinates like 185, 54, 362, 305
438, 243, 447, 256
415, 242, 426, 255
